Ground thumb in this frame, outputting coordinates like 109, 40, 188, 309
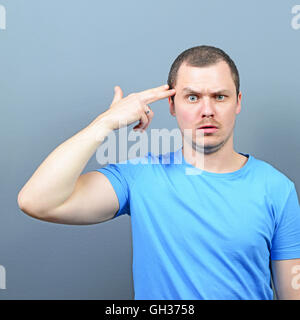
111, 85, 123, 105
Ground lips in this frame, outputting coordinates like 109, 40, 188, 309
200, 127, 217, 129
197, 125, 218, 133
198, 125, 218, 129
200, 127, 218, 132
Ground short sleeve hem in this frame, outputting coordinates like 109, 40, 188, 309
271, 250, 300, 260
94, 168, 128, 217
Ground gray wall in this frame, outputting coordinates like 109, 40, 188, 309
1, 0, 299, 299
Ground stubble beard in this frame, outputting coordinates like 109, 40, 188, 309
183, 127, 233, 155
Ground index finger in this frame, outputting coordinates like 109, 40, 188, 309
138, 84, 176, 104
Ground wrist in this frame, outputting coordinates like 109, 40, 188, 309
82, 113, 113, 144
89, 111, 115, 131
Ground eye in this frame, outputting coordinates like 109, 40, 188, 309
187, 95, 198, 102
216, 95, 225, 101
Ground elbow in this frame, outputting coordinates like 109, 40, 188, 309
17, 191, 56, 223
17, 191, 27, 212
17, 191, 40, 219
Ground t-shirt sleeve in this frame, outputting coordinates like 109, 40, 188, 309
95, 163, 130, 218
92, 157, 145, 218
271, 183, 300, 260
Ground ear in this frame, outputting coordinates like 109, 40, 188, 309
235, 91, 242, 115
168, 96, 176, 116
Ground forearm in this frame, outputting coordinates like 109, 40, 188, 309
272, 259, 300, 300
18, 113, 112, 215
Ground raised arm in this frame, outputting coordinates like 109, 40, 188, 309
17, 84, 175, 225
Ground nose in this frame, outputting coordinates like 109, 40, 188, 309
199, 96, 215, 118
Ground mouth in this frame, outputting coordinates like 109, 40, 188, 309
197, 126, 218, 133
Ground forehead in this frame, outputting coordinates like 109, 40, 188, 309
175, 61, 235, 92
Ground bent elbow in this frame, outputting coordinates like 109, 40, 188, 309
17, 192, 40, 219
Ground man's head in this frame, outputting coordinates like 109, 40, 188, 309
167, 45, 242, 155
168, 45, 240, 101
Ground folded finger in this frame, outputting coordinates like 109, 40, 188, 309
133, 112, 149, 131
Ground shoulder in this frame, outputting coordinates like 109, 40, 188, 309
251, 155, 296, 211
252, 155, 294, 188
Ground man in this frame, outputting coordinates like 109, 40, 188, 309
17, 45, 300, 300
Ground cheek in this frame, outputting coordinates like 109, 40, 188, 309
226, 112, 237, 126
175, 107, 196, 127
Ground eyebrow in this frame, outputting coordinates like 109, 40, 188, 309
182, 87, 231, 95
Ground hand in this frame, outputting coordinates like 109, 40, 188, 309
101, 84, 176, 132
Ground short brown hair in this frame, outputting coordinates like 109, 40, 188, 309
167, 45, 240, 100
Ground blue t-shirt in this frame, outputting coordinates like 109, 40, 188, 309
95, 148, 300, 300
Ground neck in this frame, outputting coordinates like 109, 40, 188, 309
181, 137, 246, 174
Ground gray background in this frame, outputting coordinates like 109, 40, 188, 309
1, 0, 299, 299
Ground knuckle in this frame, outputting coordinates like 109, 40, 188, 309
138, 104, 145, 113
132, 94, 142, 105
128, 93, 138, 101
